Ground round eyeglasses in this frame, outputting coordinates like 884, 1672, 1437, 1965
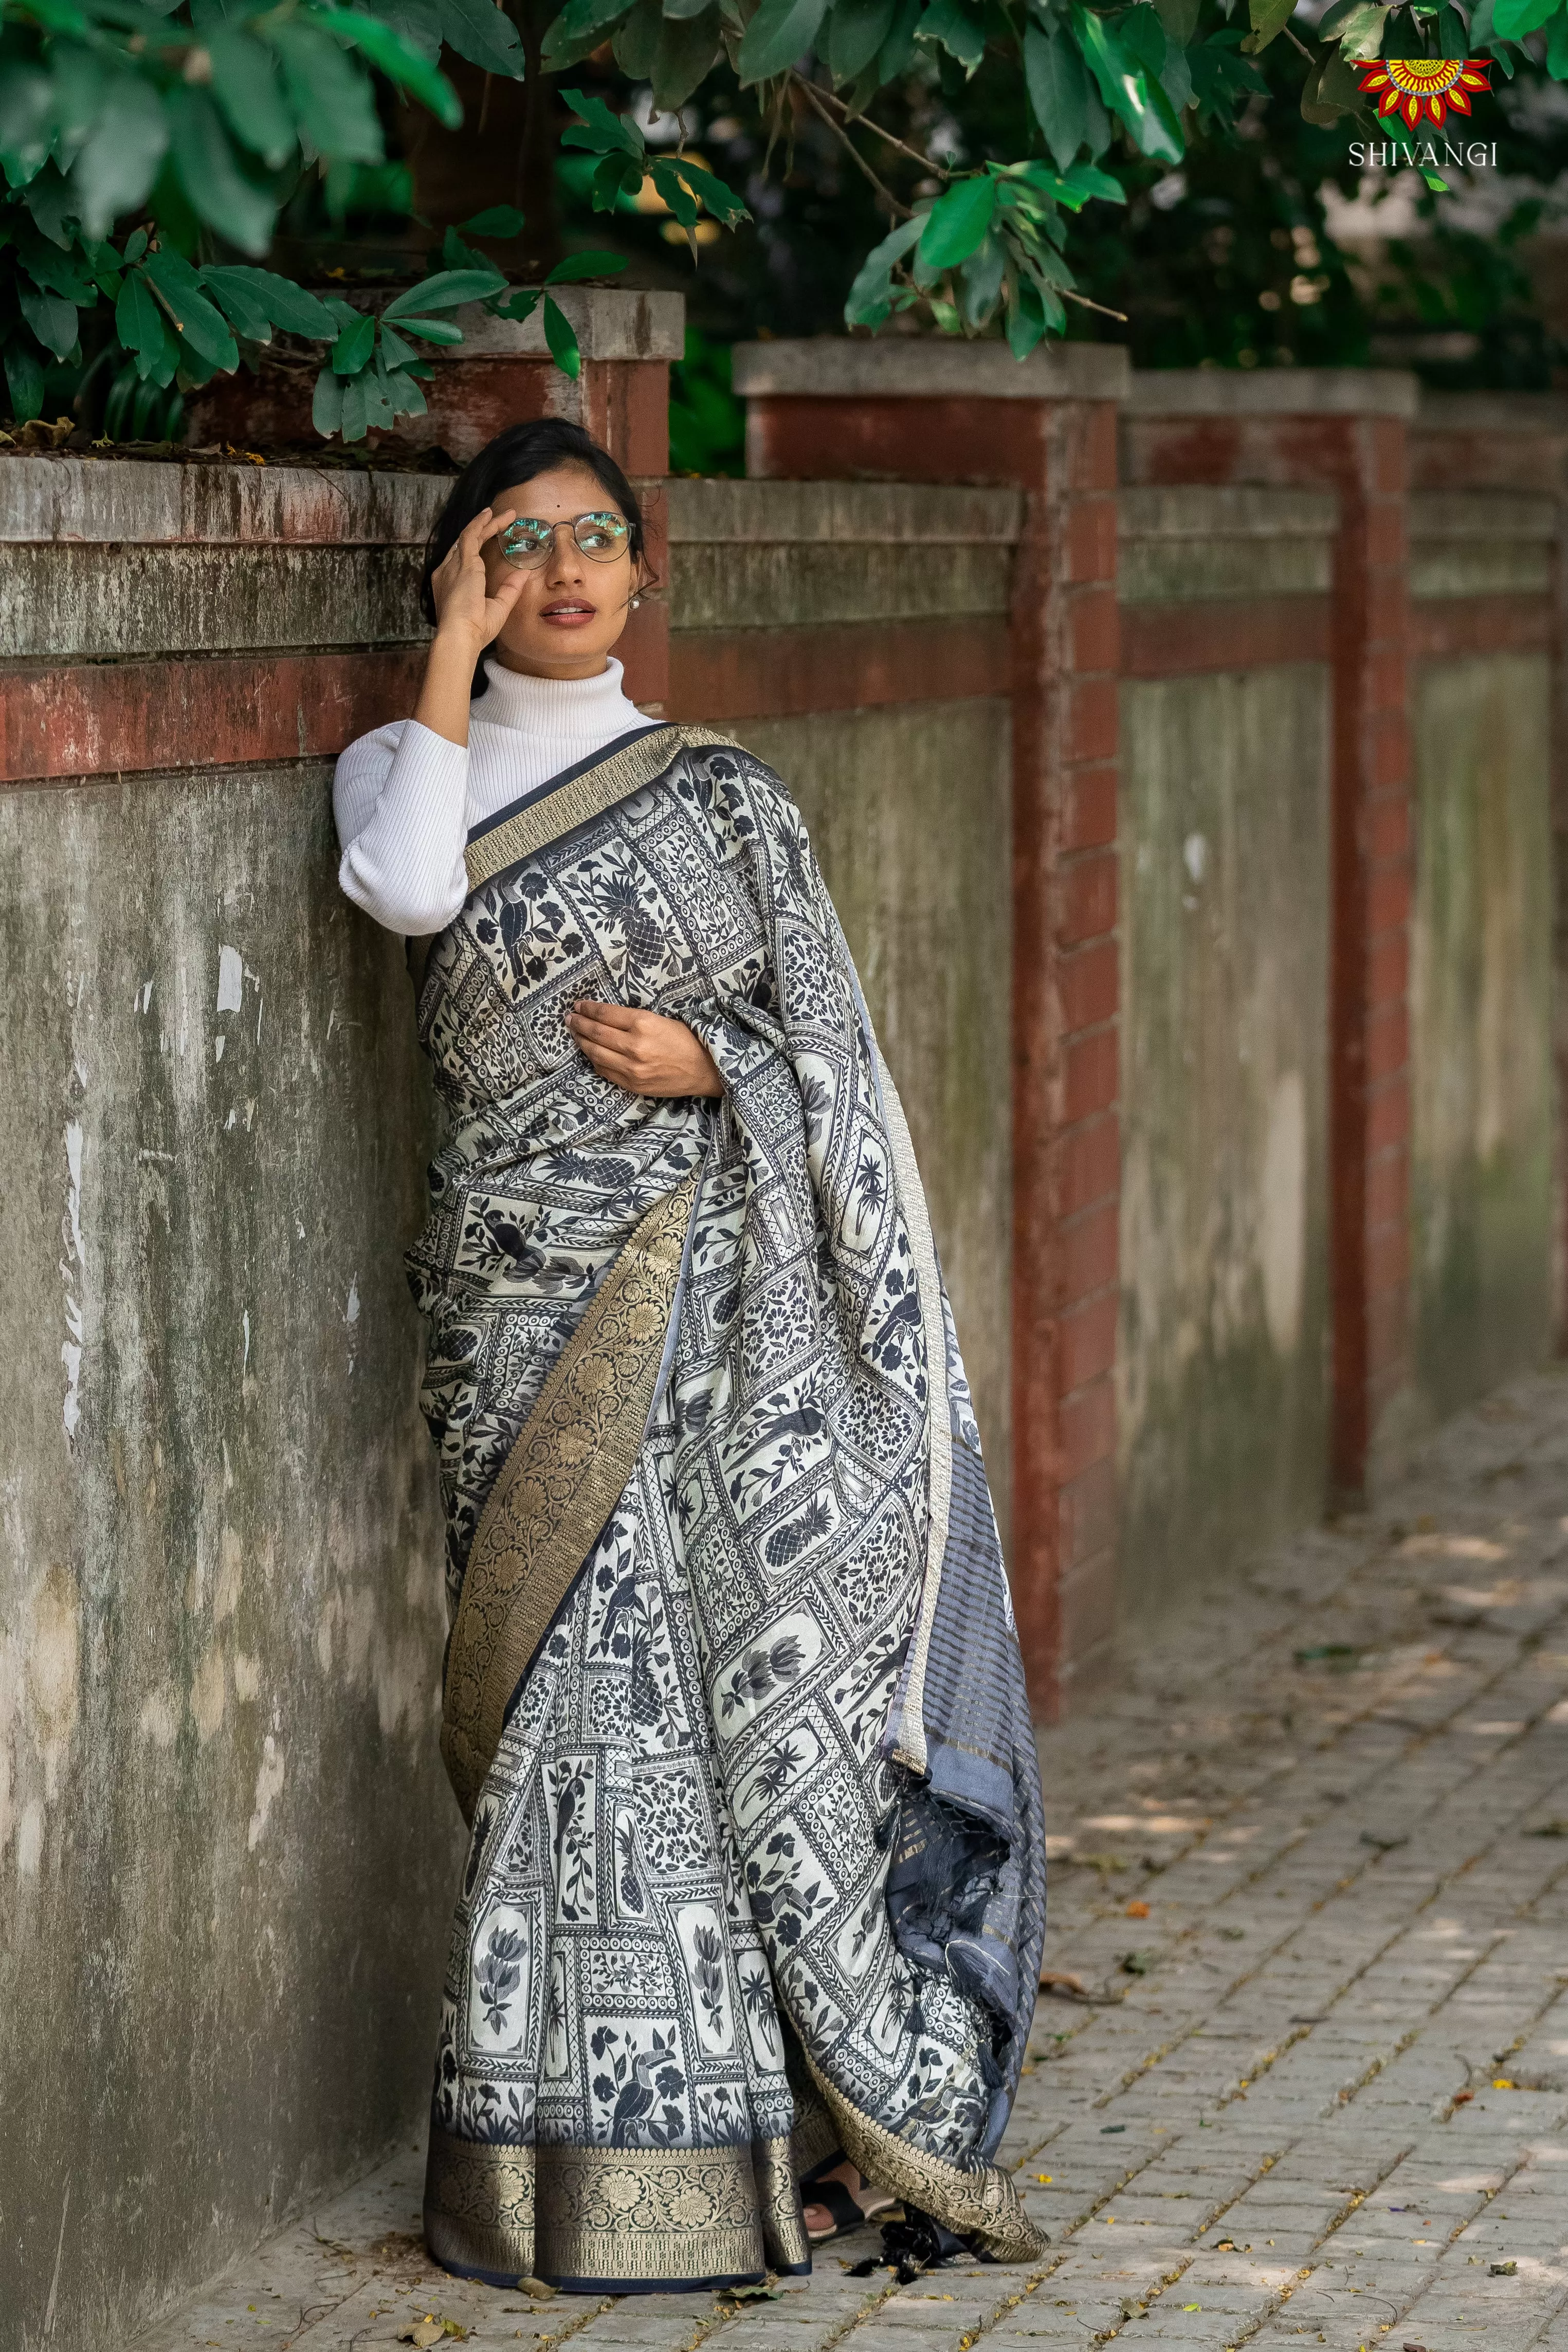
499, 511, 630, 569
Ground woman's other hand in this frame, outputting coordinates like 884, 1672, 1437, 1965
429, 506, 526, 652
567, 1001, 724, 1098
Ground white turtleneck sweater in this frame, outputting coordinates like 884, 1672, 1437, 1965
333, 654, 649, 935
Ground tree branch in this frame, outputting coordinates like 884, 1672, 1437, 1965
796, 80, 914, 217
801, 77, 952, 180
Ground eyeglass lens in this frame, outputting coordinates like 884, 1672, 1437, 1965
500, 513, 629, 568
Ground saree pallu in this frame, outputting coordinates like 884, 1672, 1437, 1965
404, 725, 1046, 2292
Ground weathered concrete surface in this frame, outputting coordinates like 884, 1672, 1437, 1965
664, 481, 1016, 638
1117, 487, 1336, 606
134, 1367, 1568, 2352
0, 763, 460, 2352
1410, 653, 1554, 1426
742, 701, 1014, 1544
1118, 662, 1332, 1616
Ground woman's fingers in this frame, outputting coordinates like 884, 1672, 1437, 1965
474, 505, 517, 548
568, 1007, 640, 1051
572, 997, 641, 1032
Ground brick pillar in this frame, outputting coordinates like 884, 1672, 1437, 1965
733, 339, 1130, 1716
188, 287, 681, 708
1412, 394, 1568, 1349
1122, 372, 1418, 1499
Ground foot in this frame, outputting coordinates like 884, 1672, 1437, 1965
801, 2161, 895, 2242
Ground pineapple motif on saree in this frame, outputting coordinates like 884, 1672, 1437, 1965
406, 725, 1046, 2292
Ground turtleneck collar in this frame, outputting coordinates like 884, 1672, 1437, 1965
471, 654, 643, 738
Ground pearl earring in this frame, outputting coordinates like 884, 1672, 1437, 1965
631, 592, 641, 609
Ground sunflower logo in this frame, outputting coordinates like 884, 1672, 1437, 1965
1355, 54, 1493, 127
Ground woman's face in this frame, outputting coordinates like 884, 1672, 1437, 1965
480, 462, 643, 679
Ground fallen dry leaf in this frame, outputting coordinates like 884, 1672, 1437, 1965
1038, 1970, 1090, 1999
515, 2278, 558, 2298
1125, 1901, 1150, 1919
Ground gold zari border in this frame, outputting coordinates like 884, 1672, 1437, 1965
795, 2041, 1044, 2264
441, 1172, 699, 1823
465, 725, 741, 894
425, 2126, 776, 2286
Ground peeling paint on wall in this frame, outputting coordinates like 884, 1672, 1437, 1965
247, 1733, 285, 1850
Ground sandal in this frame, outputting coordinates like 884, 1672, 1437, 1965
801, 2162, 899, 2246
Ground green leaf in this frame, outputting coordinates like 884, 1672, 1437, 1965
1122, 4, 1168, 70
269, 21, 384, 162
1242, 0, 1297, 52
652, 7, 724, 105
142, 245, 241, 369
1025, 22, 1095, 168
843, 209, 921, 325
4, 338, 46, 423
116, 267, 168, 366
544, 249, 629, 281
1152, 0, 1201, 42
437, 0, 526, 75
461, 204, 526, 236
612, 0, 663, 72
1004, 273, 1048, 357
542, 0, 639, 66
1493, 0, 1558, 31
199, 268, 272, 341
18, 282, 79, 359
876, 0, 922, 74
542, 292, 581, 377
559, 87, 645, 157
1325, 0, 1392, 52
379, 312, 466, 340
327, 309, 376, 372
736, 0, 830, 81
22, 165, 78, 249
958, 230, 1005, 324
203, 266, 336, 338
915, 0, 985, 68
0, 64, 54, 182
205, 26, 294, 166
313, 364, 344, 435
65, 71, 168, 238
650, 155, 700, 228
314, 10, 462, 124
1300, 43, 1366, 118
443, 226, 492, 269
589, 152, 645, 210
340, 372, 368, 441
827, 0, 896, 79
383, 267, 504, 317
493, 287, 541, 322
166, 86, 275, 254
382, 366, 429, 418
1434, 1, 1468, 50
1072, 4, 1183, 158
917, 173, 997, 268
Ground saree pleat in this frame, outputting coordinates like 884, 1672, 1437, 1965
404, 730, 1045, 2291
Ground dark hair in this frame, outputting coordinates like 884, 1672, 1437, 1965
420, 416, 646, 626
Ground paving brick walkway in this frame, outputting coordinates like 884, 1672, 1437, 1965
135, 1370, 1568, 2352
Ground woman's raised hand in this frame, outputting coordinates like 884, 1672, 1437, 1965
429, 506, 526, 650
567, 1001, 724, 1099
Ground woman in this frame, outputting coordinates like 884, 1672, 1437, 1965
334, 418, 1046, 2295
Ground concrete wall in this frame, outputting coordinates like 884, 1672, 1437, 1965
1117, 487, 1336, 1613
0, 463, 460, 2352
665, 479, 1019, 1529
1408, 490, 1557, 1423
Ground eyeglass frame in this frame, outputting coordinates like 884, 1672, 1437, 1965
498, 510, 634, 570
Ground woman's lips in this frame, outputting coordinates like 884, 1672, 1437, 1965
541, 600, 597, 626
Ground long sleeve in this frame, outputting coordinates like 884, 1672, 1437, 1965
333, 719, 475, 936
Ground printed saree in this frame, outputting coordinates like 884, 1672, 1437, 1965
404, 724, 1046, 2293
